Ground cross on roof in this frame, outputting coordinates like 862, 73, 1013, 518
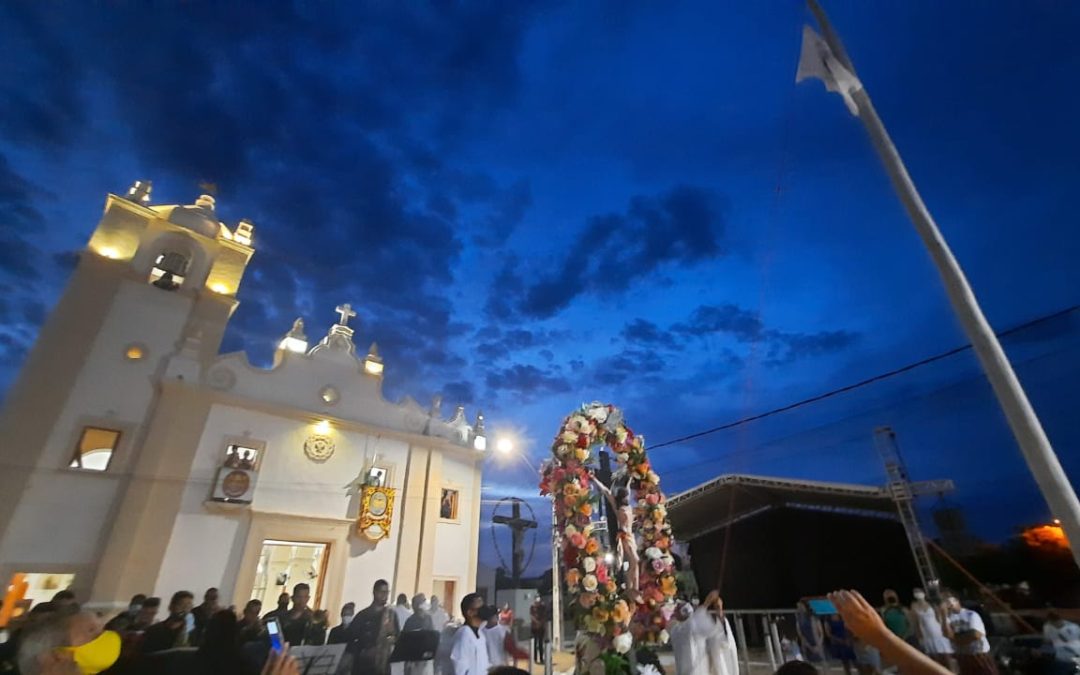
335, 303, 357, 327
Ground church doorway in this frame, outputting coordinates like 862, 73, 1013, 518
432, 579, 456, 620
251, 540, 329, 610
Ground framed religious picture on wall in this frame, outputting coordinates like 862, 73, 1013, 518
440, 488, 459, 521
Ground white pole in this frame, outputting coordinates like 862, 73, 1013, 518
550, 500, 563, 652
807, 0, 1080, 568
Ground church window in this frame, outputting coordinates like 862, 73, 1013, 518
69, 427, 121, 471
224, 443, 261, 470
440, 488, 459, 520
148, 251, 190, 290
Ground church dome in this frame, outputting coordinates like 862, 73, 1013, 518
150, 195, 221, 239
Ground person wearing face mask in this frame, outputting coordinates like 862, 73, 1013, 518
910, 589, 952, 667
449, 594, 489, 675
940, 591, 997, 675
140, 590, 194, 653
403, 595, 435, 675
329, 603, 356, 645
17, 610, 122, 675
103, 595, 147, 634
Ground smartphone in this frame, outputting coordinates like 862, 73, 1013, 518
807, 598, 838, 615
266, 617, 283, 652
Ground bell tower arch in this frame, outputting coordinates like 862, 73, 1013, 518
0, 182, 256, 597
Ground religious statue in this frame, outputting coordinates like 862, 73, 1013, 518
591, 470, 640, 599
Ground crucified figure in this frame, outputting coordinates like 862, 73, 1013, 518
591, 471, 640, 598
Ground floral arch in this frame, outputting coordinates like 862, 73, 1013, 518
539, 402, 678, 660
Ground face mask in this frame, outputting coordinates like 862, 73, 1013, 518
65, 630, 121, 674
342, 614, 354, 625
184, 613, 195, 633
913, 592, 926, 601
420, 601, 431, 612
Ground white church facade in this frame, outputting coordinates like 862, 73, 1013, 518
0, 183, 487, 615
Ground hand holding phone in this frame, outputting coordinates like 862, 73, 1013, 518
807, 598, 838, 615
266, 617, 283, 652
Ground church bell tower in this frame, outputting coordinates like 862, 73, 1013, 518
0, 182, 255, 595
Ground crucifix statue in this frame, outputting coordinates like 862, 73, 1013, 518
335, 303, 357, 327
492, 499, 538, 587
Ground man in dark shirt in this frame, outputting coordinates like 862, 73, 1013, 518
347, 579, 399, 675
262, 592, 290, 623
280, 583, 314, 646
328, 603, 356, 645
141, 591, 194, 653
189, 587, 220, 646
238, 599, 264, 644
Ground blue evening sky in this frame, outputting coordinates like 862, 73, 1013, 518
1, 2, 1079, 576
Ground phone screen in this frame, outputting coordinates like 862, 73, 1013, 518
807, 598, 838, 615
266, 617, 283, 651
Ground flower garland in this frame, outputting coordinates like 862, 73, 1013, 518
539, 403, 677, 655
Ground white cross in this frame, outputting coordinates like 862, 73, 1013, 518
335, 303, 357, 327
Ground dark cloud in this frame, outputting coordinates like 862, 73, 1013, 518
620, 318, 676, 347
594, 349, 667, 386
0, 155, 49, 284
519, 185, 725, 318
475, 327, 567, 364
485, 364, 571, 400
764, 330, 860, 366
673, 304, 764, 342
442, 381, 476, 406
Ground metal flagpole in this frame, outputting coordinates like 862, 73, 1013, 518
550, 500, 563, 652
805, 0, 1080, 568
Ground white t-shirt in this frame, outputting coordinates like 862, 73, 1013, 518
1044, 620, 1080, 661
449, 624, 490, 675
947, 609, 990, 654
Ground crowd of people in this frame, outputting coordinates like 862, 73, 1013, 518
4, 581, 1079, 675
0, 581, 539, 675
782, 587, 1080, 675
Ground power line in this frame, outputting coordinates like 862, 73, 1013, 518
650, 303, 1080, 450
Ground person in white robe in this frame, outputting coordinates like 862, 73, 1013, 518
671, 591, 739, 675
481, 609, 510, 667
448, 594, 490, 675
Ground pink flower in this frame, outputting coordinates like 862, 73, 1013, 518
651, 559, 666, 573
646, 493, 660, 506
569, 532, 586, 549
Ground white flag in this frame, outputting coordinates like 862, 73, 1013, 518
796, 25, 863, 116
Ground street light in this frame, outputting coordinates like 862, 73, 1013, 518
496, 437, 515, 455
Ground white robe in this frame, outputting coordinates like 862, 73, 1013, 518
395, 604, 414, 630
482, 623, 510, 666
449, 624, 490, 675
670, 607, 739, 675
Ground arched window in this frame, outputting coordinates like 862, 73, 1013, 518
148, 251, 190, 290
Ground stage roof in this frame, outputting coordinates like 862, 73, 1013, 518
667, 473, 902, 541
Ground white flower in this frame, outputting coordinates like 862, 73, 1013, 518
613, 632, 633, 654
638, 666, 661, 675
615, 453, 629, 463
586, 404, 609, 423
565, 524, 578, 536
648, 471, 661, 485
582, 574, 598, 592
645, 546, 662, 560
583, 556, 597, 573
560, 430, 578, 444
658, 629, 670, 645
